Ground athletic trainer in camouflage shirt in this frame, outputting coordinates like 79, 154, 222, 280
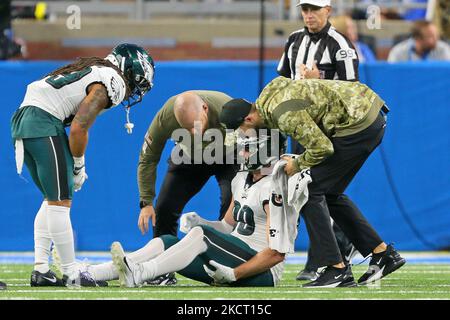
255, 76, 384, 171
219, 76, 406, 288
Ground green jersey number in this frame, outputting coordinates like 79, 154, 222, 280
233, 200, 255, 236
45, 67, 93, 89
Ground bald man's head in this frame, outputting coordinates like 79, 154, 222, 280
174, 91, 209, 134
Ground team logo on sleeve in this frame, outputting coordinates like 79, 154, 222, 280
271, 193, 283, 207
110, 77, 121, 103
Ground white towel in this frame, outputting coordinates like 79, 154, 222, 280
269, 158, 311, 253
15, 139, 24, 175
288, 168, 311, 213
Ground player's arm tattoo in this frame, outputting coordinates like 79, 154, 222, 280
73, 84, 110, 130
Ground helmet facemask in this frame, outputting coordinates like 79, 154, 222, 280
237, 130, 286, 174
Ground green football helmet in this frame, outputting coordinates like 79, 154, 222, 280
106, 43, 155, 107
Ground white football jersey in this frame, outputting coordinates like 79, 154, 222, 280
20, 65, 126, 125
231, 171, 285, 285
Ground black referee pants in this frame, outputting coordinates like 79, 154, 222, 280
154, 160, 238, 237
301, 113, 386, 267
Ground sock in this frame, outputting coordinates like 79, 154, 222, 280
34, 201, 51, 273
127, 238, 165, 263
46, 205, 77, 276
140, 226, 207, 281
88, 262, 118, 281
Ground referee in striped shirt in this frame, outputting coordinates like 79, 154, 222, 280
278, 0, 358, 81
277, 0, 359, 282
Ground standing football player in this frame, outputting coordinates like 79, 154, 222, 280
10, 43, 155, 287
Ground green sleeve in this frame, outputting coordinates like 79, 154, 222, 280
137, 108, 173, 205
276, 109, 334, 171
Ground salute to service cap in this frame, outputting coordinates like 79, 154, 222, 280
296, 0, 331, 7
219, 98, 253, 130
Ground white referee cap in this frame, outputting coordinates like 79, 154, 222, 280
296, 0, 331, 7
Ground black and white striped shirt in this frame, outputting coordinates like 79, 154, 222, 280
277, 22, 359, 81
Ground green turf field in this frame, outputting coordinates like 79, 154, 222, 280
1, 263, 449, 300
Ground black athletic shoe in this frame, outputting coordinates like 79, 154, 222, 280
62, 271, 108, 287
296, 269, 320, 281
303, 265, 357, 288
30, 270, 64, 287
144, 272, 177, 286
343, 244, 359, 265
358, 244, 406, 285
0, 281, 6, 290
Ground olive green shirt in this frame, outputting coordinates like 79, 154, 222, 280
138, 90, 232, 204
256, 76, 385, 171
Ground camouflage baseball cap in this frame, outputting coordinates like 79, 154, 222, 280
219, 98, 253, 130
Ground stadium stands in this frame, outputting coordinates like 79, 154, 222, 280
8, 0, 443, 60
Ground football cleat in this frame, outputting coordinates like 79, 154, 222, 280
51, 247, 108, 287
358, 244, 406, 285
0, 281, 7, 290
30, 270, 64, 287
63, 270, 107, 288
144, 272, 177, 286
111, 241, 143, 288
296, 269, 320, 281
303, 264, 357, 288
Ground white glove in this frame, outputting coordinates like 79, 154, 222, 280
73, 156, 88, 192
179, 212, 201, 234
203, 260, 236, 284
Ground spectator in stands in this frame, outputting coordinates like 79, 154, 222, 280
330, 15, 377, 62
388, 20, 450, 61
435, 0, 449, 39
0, 0, 25, 60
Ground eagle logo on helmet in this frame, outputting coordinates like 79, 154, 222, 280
136, 50, 154, 92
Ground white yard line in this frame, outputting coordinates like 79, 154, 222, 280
3, 289, 450, 294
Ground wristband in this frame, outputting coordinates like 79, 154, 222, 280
73, 156, 85, 169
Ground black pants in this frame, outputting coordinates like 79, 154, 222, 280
303, 222, 353, 271
154, 159, 238, 237
292, 141, 352, 270
301, 113, 386, 267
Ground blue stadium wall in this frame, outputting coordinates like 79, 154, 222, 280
1, 61, 449, 252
